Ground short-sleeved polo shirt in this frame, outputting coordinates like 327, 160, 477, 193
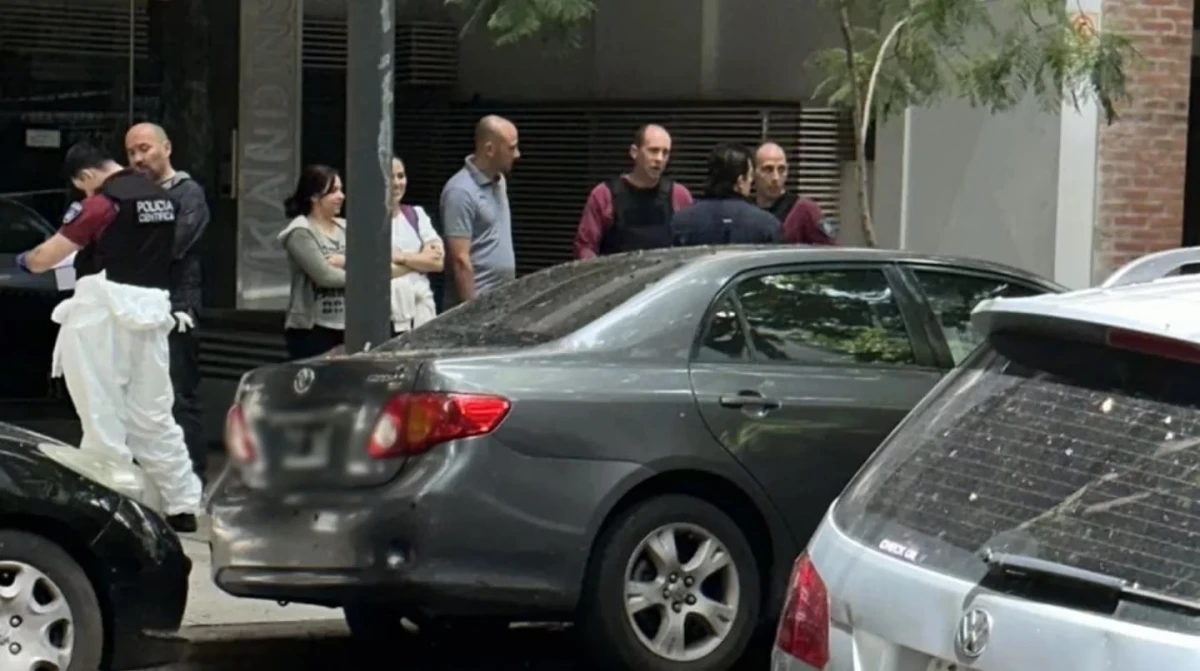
439, 155, 516, 306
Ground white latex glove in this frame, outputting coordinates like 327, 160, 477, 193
173, 312, 195, 333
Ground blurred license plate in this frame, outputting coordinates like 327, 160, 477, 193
280, 423, 333, 470
927, 661, 978, 671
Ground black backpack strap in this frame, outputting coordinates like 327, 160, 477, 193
779, 192, 799, 215
658, 178, 676, 227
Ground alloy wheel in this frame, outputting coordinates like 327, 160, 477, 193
623, 522, 740, 663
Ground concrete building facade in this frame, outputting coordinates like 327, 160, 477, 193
320, 0, 1199, 291
872, 0, 1194, 289
1, 0, 1193, 296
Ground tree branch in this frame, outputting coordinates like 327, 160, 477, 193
862, 17, 911, 150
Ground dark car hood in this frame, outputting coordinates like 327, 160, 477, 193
0, 423, 169, 515
0, 428, 125, 531
0, 423, 185, 597
0, 423, 68, 448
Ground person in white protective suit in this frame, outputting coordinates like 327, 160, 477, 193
15, 142, 203, 532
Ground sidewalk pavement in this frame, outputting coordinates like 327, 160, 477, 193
178, 516, 345, 636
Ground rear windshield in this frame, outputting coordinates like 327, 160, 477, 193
834, 330, 1200, 607
378, 249, 707, 351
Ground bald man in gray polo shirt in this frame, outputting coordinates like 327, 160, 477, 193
440, 115, 521, 308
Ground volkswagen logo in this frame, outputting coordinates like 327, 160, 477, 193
293, 367, 315, 395
954, 607, 992, 658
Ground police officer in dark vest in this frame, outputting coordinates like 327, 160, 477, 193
754, 141, 838, 244
573, 124, 695, 258
672, 143, 782, 247
15, 142, 203, 531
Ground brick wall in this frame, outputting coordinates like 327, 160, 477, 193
1095, 0, 1193, 283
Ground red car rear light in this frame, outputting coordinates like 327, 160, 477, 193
367, 392, 511, 459
775, 552, 830, 669
1106, 327, 1200, 364
224, 404, 257, 464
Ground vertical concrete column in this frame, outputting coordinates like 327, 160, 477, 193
343, 0, 396, 352
1093, 0, 1193, 283
235, 0, 303, 309
699, 0, 720, 97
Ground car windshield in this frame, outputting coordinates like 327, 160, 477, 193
834, 330, 1200, 605
377, 249, 710, 351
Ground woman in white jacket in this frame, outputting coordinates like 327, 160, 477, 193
389, 156, 444, 334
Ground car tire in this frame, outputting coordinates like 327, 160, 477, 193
0, 529, 104, 671
579, 495, 761, 671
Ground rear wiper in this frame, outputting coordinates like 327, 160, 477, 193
980, 549, 1200, 617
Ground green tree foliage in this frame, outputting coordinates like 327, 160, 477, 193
447, 0, 597, 46
809, 0, 1138, 246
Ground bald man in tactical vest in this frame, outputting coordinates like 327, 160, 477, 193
753, 141, 838, 245
573, 124, 694, 258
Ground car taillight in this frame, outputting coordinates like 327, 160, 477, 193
367, 392, 511, 459
775, 553, 830, 669
224, 404, 257, 463
1106, 327, 1200, 364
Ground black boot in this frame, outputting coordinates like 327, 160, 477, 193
167, 513, 198, 533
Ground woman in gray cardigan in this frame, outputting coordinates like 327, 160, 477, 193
278, 164, 349, 359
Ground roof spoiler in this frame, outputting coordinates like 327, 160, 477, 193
1101, 246, 1200, 288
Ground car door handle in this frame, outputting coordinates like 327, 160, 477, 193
719, 393, 781, 410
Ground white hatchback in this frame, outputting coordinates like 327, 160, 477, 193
771, 248, 1200, 671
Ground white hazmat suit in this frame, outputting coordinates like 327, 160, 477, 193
51, 271, 202, 516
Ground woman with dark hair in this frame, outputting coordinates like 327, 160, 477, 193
277, 164, 349, 359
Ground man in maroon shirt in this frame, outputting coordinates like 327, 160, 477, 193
16, 142, 203, 531
753, 141, 838, 245
573, 124, 694, 258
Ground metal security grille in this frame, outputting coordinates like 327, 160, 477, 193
0, 0, 150, 76
197, 329, 289, 381
302, 18, 459, 86
795, 108, 849, 221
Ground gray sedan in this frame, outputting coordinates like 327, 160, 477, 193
208, 246, 1061, 671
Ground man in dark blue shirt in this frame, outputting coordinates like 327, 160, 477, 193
671, 143, 781, 246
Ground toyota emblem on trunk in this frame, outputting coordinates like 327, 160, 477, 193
955, 608, 992, 658
293, 368, 315, 394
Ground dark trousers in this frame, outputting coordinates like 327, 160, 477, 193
285, 326, 345, 360
168, 328, 205, 483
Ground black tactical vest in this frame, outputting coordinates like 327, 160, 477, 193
93, 170, 176, 290
598, 177, 675, 255
73, 244, 100, 280
764, 192, 799, 224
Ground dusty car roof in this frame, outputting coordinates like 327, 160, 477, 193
642, 244, 1058, 285
972, 247, 1200, 345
